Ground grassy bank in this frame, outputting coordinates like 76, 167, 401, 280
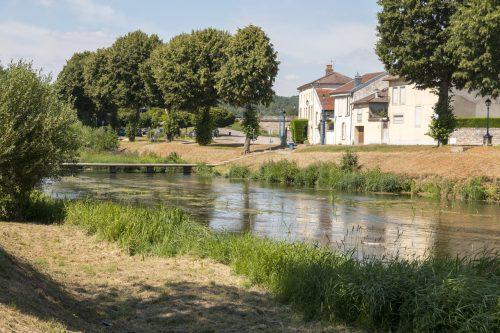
79, 150, 186, 164
227, 160, 500, 202
61, 200, 499, 332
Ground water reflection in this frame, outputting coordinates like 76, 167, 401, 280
44, 173, 500, 259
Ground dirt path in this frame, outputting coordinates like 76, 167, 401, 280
0, 222, 351, 333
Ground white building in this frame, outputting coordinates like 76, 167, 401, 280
297, 64, 351, 144
331, 72, 388, 145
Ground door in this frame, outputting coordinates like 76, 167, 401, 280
356, 126, 364, 145
382, 122, 389, 144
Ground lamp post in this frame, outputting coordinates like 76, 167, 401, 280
279, 109, 287, 147
483, 98, 492, 146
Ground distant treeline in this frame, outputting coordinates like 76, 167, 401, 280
221, 95, 298, 117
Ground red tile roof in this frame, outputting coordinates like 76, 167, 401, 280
298, 72, 352, 91
316, 88, 335, 111
352, 88, 389, 105
331, 72, 386, 95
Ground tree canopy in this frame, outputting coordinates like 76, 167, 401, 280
216, 25, 279, 153
150, 28, 231, 144
56, 51, 97, 126
448, 0, 500, 98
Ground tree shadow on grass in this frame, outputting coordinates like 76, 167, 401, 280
0, 246, 301, 332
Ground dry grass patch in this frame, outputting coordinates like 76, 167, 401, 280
0, 222, 351, 333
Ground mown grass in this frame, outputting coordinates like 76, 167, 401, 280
63, 200, 500, 332
227, 161, 499, 202
79, 151, 186, 164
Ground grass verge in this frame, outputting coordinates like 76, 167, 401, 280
63, 200, 500, 332
79, 150, 186, 164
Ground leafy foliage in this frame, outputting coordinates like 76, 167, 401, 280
448, 0, 500, 98
210, 107, 236, 128
195, 108, 214, 145
290, 119, 308, 143
163, 110, 181, 142
340, 149, 359, 172
456, 117, 500, 128
427, 95, 457, 144
0, 62, 79, 217
56, 52, 98, 126
216, 25, 279, 153
73, 123, 118, 152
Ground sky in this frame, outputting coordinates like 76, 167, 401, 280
0, 0, 384, 96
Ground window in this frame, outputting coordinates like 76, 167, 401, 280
341, 122, 346, 139
327, 120, 334, 131
392, 87, 399, 104
415, 106, 422, 128
400, 86, 406, 105
357, 109, 363, 123
393, 114, 404, 124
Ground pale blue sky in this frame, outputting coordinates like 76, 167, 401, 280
0, 0, 383, 96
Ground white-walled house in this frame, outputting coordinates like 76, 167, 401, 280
352, 89, 389, 144
385, 75, 500, 145
297, 64, 351, 144
331, 72, 388, 145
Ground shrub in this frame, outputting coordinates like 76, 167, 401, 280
210, 107, 236, 128
194, 163, 216, 177
456, 117, 500, 128
195, 108, 214, 145
164, 152, 186, 164
0, 62, 79, 218
74, 123, 118, 152
227, 165, 251, 179
340, 149, 359, 172
295, 163, 322, 187
290, 119, 308, 143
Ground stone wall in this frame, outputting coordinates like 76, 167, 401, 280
449, 128, 500, 145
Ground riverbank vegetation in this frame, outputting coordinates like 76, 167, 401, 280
226, 153, 500, 202
14, 198, 496, 332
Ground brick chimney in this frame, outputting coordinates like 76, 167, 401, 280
325, 63, 334, 75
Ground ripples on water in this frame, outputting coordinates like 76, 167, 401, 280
44, 173, 500, 260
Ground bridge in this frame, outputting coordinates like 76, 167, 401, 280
61, 162, 216, 174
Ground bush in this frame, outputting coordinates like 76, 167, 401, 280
340, 149, 359, 172
290, 119, 308, 143
460, 177, 488, 201
227, 165, 251, 179
456, 117, 500, 128
364, 168, 409, 193
0, 62, 79, 217
210, 107, 236, 128
74, 123, 118, 152
195, 108, 214, 145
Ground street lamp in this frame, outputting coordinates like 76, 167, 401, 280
279, 109, 287, 147
484, 98, 492, 146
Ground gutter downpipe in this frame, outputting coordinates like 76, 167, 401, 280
321, 109, 326, 145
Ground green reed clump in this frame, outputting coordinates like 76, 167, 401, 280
258, 160, 300, 185
363, 168, 410, 193
194, 163, 218, 177
460, 177, 488, 201
227, 165, 251, 179
64, 200, 500, 332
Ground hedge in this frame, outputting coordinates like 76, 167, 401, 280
456, 118, 500, 128
290, 119, 308, 143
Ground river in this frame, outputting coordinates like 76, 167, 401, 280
44, 173, 500, 260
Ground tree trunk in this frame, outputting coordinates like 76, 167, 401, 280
435, 80, 452, 146
243, 136, 251, 155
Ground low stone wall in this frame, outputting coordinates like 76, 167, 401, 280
450, 127, 500, 145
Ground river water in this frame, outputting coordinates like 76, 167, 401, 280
44, 173, 500, 260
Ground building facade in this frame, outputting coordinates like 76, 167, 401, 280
297, 64, 351, 144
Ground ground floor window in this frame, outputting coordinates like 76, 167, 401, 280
341, 122, 346, 139
393, 114, 404, 124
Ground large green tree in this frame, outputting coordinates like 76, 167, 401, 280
56, 51, 98, 126
376, 0, 462, 145
0, 62, 79, 217
216, 25, 279, 154
448, 0, 500, 98
150, 28, 230, 145
107, 30, 163, 109
83, 48, 117, 127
